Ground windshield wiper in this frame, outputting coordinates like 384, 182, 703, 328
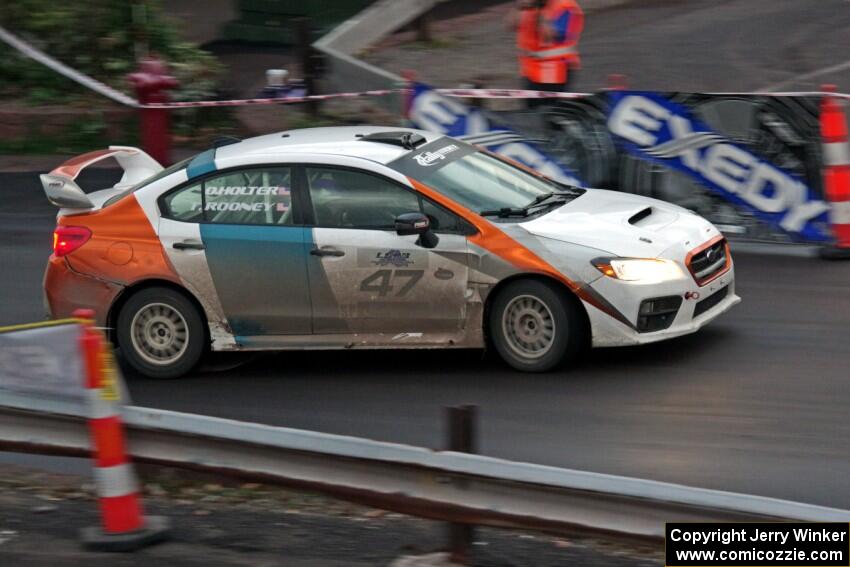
526, 190, 573, 208
547, 180, 584, 194
479, 207, 532, 218
479, 190, 581, 219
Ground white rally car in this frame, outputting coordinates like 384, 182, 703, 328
43, 126, 740, 378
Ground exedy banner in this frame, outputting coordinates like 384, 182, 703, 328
607, 92, 830, 242
409, 83, 833, 243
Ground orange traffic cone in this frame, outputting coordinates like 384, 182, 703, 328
74, 310, 170, 551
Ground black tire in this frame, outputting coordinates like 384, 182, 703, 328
488, 279, 587, 372
116, 286, 206, 379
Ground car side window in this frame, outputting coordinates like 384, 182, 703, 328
162, 182, 203, 222
203, 168, 294, 225
420, 197, 463, 233
306, 167, 421, 230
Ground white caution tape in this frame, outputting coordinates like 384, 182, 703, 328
0, 26, 139, 107
142, 89, 399, 109
435, 88, 590, 99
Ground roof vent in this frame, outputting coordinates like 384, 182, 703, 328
212, 136, 241, 148
359, 131, 426, 150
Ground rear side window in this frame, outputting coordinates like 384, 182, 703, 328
161, 167, 295, 225
162, 182, 202, 222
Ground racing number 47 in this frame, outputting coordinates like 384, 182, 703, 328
360, 270, 424, 297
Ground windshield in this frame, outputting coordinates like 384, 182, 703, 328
413, 151, 568, 214
104, 155, 193, 207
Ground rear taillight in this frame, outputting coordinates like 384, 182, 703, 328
53, 226, 92, 257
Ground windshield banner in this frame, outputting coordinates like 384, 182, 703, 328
408, 83, 584, 186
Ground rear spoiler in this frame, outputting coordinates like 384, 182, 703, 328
40, 146, 163, 209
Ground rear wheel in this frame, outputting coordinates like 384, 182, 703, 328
117, 287, 205, 379
489, 279, 587, 372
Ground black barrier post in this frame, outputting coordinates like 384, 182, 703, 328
295, 17, 319, 118
445, 404, 478, 565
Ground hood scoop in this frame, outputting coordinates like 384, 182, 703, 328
628, 206, 653, 226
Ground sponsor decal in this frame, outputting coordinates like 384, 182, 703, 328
414, 145, 459, 166
205, 185, 286, 196
360, 269, 424, 297
408, 83, 584, 186
373, 249, 413, 267
196, 185, 291, 213
607, 92, 831, 241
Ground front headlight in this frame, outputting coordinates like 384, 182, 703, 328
592, 257, 684, 283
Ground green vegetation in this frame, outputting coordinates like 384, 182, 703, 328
0, 1, 223, 105
0, 1, 238, 153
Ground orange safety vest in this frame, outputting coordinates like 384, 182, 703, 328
517, 0, 584, 84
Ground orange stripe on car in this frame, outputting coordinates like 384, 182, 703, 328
408, 178, 634, 328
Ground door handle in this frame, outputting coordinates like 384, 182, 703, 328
173, 240, 205, 250
310, 247, 345, 257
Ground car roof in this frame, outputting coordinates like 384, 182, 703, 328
214, 126, 446, 165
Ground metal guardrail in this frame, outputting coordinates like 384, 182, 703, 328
1, 392, 847, 542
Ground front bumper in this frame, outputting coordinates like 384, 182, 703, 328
584, 263, 739, 347
43, 255, 123, 328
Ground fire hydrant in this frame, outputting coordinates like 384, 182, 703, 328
128, 57, 178, 165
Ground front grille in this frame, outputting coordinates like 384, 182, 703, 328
637, 295, 683, 333
688, 238, 729, 285
693, 286, 728, 318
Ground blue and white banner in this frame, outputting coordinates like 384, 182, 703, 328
607, 91, 831, 242
408, 83, 584, 187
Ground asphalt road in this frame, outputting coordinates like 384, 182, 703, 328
2, 170, 849, 511
367, 0, 850, 93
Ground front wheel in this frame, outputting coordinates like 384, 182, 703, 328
116, 287, 206, 379
488, 279, 587, 372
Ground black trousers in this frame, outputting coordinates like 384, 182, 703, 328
524, 70, 577, 109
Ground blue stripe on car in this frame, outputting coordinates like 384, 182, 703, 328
199, 225, 314, 337
186, 149, 217, 179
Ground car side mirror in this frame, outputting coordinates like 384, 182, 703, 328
395, 212, 439, 249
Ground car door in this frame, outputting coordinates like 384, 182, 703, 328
302, 165, 470, 335
159, 166, 312, 338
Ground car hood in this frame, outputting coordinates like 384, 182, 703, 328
519, 189, 719, 258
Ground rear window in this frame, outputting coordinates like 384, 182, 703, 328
104, 156, 193, 207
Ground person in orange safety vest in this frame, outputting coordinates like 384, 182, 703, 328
510, 0, 584, 107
